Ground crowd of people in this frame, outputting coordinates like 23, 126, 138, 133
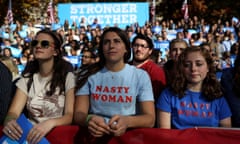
1, 13, 240, 143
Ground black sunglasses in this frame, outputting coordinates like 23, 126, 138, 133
31, 40, 52, 48
81, 55, 92, 59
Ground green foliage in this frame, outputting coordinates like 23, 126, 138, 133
157, 0, 240, 23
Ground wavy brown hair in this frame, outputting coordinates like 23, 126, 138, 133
170, 46, 223, 101
75, 27, 131, 93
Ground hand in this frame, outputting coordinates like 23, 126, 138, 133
27, 119, 54, 144
3, 119, 23, 140
108, 115, 128, 136
88, 115, 110, 137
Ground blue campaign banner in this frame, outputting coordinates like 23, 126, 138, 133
18, 31, 27, 38
7, 46, 22, 58
17, 64, 25, 74
64, 56, 81, 68
152, 26, 162, 34
167, 33, 176, 41
58, 2, 149, 29
0, 46, 22, 58
153, 41, 170, 59
188, 29, 197, 35
51, 23, 62, 31
10, 24, 17, 31
1, 31, 10, 39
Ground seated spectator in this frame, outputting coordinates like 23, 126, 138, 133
229, 42, 239, 67
19, 47, 31, 66
2, 47, 13, 58
164, 38, 188, 85
221, 44, 240, 127
74, 27, 155, 139
130, 34, 166, 101
157, 46, 232, 129
220, 51, 232, 69
0, 61, 13, 124
0, 56, 19, 81
74, 47, 100, 74
2, 29, 75, 144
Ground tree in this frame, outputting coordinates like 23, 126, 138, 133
157, 0, 240, 23
1, 0, 240, 26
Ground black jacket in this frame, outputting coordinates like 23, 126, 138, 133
0, 61, 13, 124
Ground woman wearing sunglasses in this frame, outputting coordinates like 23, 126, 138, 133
2, 29, 75, 143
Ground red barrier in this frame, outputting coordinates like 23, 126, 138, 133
1, 126, 240, 144
109, 128, 240, 144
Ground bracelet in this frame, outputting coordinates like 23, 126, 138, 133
85, 114, 93, 125
4, 115, 17, 125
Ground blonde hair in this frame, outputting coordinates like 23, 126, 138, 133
0, 56, 19, 80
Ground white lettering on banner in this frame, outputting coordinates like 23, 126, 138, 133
59, 3, 149, 29
70, 14, 137, 25
70, 4, 137, 14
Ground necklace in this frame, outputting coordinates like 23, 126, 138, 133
109, 71, 115, 79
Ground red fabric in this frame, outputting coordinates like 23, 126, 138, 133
1, 126, 240, 144
45, 125, 79, 144
109, 128, 240, 144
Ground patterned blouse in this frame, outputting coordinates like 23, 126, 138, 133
16, 72, 75, 124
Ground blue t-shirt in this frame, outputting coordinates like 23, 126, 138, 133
76, 64, 154, 122
156, 88, 231, 129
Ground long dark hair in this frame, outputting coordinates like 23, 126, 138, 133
75, 27, 131, 92
22, 29, 71, 96
170, 46, 223, 101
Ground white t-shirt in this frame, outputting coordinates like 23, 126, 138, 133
16, 72, 75, 124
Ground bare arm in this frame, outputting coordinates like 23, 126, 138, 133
27, 87, 75, 143
49, 87, 75, 126
73, 95, 110, 137
157, 109, 171, 129
73, 95, 89, 126
108, 101, 155, 136
6, 88, 28, 119
3, 88, 28, 140
219, 117, 231, 128
126, 101, 155, 128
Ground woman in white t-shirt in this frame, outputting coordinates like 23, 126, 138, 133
2, 29, 75, 144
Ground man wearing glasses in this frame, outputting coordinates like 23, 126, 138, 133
130, 34, 166, 101
74, 47, 100, 74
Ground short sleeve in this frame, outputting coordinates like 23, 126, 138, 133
137, 70, 154, 102
65, 72, 75, 92
218, 97, 232, 120
156, 88, 172, 113
75, 78, 90, 96
16, 76, 28, 95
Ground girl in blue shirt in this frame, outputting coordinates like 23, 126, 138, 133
157, 46, 232, 129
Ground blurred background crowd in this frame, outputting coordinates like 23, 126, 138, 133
0, 0, 240, 81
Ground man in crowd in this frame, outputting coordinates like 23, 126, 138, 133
131, 34, 166, 100
164, 38, 188, 85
